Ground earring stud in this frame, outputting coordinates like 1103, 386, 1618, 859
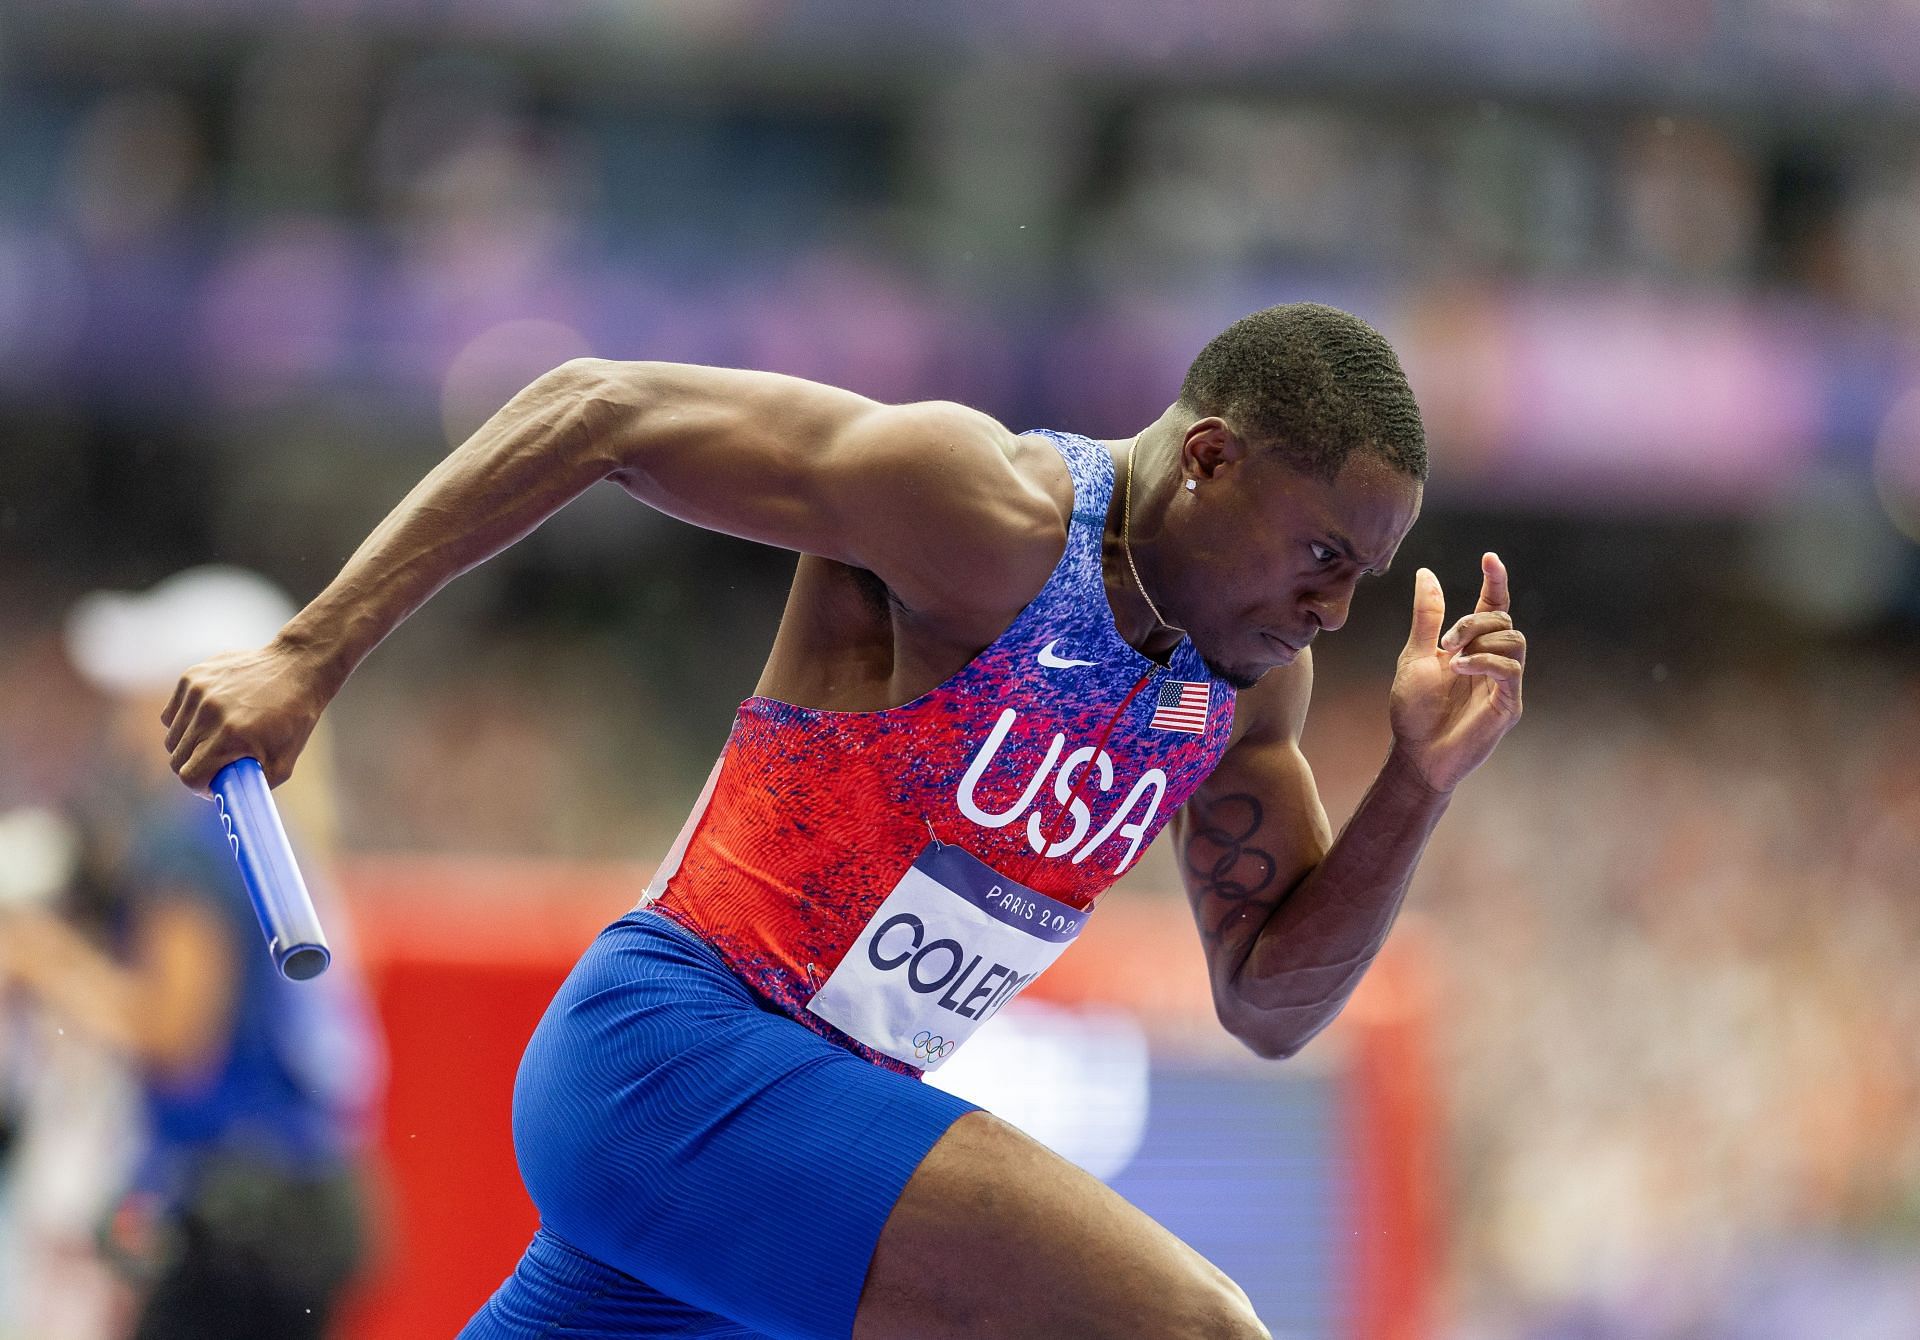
1184, 479, 1197, 492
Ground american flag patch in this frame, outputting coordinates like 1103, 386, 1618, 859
1148, 679, 1210, 733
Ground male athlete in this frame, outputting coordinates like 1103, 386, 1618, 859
162, 303, 1526, 1339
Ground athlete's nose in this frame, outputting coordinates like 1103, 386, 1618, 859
1304, 583, 1354, 633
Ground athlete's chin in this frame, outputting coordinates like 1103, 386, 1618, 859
1196, 648, 1266, 692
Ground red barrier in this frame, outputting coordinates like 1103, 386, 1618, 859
338, 858, 640, 1340
1342, 930, 1443, 1340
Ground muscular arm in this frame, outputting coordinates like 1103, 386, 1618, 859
1173, 652, 1449, 1060
165, 360, 1035, 789
1177, 560, 1525, 1059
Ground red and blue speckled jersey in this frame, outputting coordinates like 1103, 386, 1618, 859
641, 429, 1236, 1072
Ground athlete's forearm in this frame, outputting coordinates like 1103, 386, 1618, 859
278, 361, 615, 692
1215, 746, 1448, 1058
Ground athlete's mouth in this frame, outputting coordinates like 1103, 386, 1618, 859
1262, 631, 1303, 661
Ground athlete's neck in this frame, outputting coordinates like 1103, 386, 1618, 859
1102, 433, 1183, 664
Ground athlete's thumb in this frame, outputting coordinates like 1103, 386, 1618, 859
1404, 567, 1445, 654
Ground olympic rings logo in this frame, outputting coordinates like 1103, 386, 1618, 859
912, 1030, 958, 1062
1183, 794, 1275, 903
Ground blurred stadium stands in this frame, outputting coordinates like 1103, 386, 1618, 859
3, 2, 1919, 1336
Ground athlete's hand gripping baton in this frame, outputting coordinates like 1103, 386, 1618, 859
210, 758, 331, 981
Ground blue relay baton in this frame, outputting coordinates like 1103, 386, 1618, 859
210, 758, 332, 981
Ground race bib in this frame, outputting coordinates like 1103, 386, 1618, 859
805, 841, 1088, 1071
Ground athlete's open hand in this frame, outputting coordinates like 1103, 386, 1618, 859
1388, 553, 1525, 794
160, 639, 334, 795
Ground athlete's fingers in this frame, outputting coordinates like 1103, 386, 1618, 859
1439, 611, 1513, 654
160, 675, 190, 729
1453, 628, 1526, 664
175, 736, 238, 797
164, 694, 213, 756
1453, 652, 1523, 714
168, 701, 223, 779
1404, 567, 1445, 654
1450, 652, 1524, 694
1450, 650, 1520, 674
261, 752, 296, 788
1475, 551, 1510, 615
163, 687, 212, 754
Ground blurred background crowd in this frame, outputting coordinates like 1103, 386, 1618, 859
3, 0, 1919, 1336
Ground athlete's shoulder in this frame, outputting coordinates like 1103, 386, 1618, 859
846, 403, 1060, 516
824, 397, 998, 453
834, 402, 1069, 615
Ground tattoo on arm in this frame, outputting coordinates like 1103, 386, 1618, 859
1184, 793, 1281, 948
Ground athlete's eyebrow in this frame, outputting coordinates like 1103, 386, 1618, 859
1326, 530, 1392, 576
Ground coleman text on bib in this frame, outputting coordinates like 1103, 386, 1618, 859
804, 841, 1088, 1070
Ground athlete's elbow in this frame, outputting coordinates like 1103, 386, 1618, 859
536, 357, 659, 473
1216, 997, 1309, 1062
542, 356, 650, 418
532, 355, 605, 403
1231, 1025, 1304, 1062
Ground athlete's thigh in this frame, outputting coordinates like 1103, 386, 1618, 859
853, 1111, 1269, 1340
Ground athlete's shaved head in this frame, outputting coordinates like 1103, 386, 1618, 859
1179, 303, 1427, 485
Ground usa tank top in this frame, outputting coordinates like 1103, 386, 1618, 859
642, 429, 1235, 1073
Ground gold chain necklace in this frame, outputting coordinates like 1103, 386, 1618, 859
1122, 438, 1186, 636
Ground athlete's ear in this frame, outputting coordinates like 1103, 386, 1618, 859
1181, 417, 1246, 483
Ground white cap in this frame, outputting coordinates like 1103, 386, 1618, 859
64, 565, 297, 695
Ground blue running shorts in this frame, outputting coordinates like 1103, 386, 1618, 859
458, 908, 979, 1340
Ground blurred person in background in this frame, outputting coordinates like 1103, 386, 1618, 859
0, 805, 139, 1340
0, 567, 382, 1340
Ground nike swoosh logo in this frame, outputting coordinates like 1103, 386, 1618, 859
1037, 639, 1096, 669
